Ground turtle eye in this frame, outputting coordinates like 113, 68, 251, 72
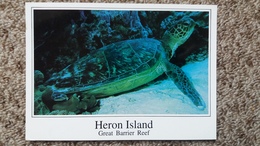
180, 17, 195, 26
183, 21, 190, 26
182, 21, 190, 25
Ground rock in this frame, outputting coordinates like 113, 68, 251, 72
34, 70, 44, 86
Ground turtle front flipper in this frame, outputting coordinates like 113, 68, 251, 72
165, 62, 206, 110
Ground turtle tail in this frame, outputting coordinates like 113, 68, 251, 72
165, 63, 206, 110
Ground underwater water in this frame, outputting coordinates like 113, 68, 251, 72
33, 10, 210, 115
93, 58, 208, 115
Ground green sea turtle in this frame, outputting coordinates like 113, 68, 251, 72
44, 17, 206, 110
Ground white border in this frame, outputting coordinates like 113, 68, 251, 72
26, 3, 217, 140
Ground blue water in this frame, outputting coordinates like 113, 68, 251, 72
93, 58, 209, 115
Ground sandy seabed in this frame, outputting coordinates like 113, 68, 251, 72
93, 59, 209, 115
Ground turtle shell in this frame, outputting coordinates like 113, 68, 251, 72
45, 38, 167, 98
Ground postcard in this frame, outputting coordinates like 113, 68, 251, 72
26, 3, 217, 140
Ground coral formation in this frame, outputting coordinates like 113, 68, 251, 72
81, 95, 100, 112
34, 78, 49, 115
34, 70, 44, 86
52, 94, 87, 114
40, 87, 100, 114
34, 70, 50, 115
41, 86, 56, 110
34, 99, 50, 115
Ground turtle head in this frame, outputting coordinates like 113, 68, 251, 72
162, 17, 196, 59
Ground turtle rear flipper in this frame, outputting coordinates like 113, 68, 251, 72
165, 62, 206, 110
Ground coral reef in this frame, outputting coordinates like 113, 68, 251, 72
40, 87, 100, 114
34, 70, 101, 115
34, 99, 50, 115
52, 94, 87, 114
81, 95, 100, 113
34, 70, 49, 115
41, 86, 55, 110
34, 78, 50, 115
34, 70, 44, 86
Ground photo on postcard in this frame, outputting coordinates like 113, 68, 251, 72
33, 8, 210, 116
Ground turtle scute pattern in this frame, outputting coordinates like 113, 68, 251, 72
51, 38, 163, 89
